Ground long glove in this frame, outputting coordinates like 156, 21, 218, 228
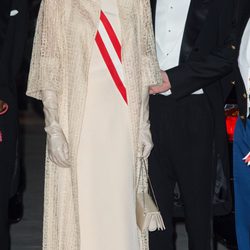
42, 90, 69, 168
138, 86, 153, 159
137, 87, 166, 232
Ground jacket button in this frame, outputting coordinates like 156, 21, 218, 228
230, 44, 236, 50
231, 80, 236, 85
243, 93, 247, 98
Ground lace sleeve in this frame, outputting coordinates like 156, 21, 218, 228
139, 0, 161, 87
27, 0, 63, 100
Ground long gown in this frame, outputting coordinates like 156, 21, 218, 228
76, 1, 140, 249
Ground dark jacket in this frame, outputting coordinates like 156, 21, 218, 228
0, 0, 29, 104
222, 1, 250, 120
0, 0, 12, 60
0, 0, 29, 248
150, 0, 245, 216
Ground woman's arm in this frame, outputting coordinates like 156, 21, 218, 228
42, 90, 69, 168
137, 0, 162, 158
139, 0, 162, 87
27, 0, 69, 167
26, 0, 64, 100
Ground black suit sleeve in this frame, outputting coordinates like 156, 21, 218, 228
167, 28, 239, 100
0, 0, 12, 59
0, 1, 11, 103
0, 0, 12, 101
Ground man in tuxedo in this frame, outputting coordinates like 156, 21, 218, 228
0, 0, 28, 248
148, 0, 245, 249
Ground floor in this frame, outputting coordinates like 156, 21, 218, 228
10, 108, 230, 250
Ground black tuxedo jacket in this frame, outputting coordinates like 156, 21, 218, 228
0, 0, 29, 164
0, 1, 29, 248
150, 0, 246, 215
0, 0, 12, 60
0, 0, 29, 104
223, 5, 250, 121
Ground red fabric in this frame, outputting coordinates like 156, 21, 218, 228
100, 11, 122, 61
95, 11, 127, 104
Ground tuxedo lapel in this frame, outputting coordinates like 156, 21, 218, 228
150, 0, 157, 30
179, 0, 211, 63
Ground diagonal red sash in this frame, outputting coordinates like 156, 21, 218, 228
95, 11, 127, 104
100, 11, 122, 61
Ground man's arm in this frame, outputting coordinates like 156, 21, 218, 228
0, 0, 12, 58
0, 0, 13, 106
149, 7, 243, 98
166, 42, 238, 100
166, 0, 249, 100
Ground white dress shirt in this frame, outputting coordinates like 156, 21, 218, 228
238, 19, 250, 116
155, 0, 203, 96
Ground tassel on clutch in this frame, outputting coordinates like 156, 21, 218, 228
136, 158, 166, 232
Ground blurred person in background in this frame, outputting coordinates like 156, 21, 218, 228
226, 4, 250, 250
0, 0, 28, 248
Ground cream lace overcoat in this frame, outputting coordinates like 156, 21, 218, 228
27, 0, 161, 249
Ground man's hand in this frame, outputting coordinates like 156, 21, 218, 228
149, 70, 171, 94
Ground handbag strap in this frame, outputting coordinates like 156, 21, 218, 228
137, 157, 160, 210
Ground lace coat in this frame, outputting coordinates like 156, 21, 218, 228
27, 0, 161, 249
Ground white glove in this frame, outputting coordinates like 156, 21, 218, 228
138, 86, 153, 159
138, 123, 153, 159
42, 90, 69, 168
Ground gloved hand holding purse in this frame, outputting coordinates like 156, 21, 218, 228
136, 86, 166, 232
42, 90, 69, 168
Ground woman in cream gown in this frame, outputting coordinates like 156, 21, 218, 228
27, 0, 162, 249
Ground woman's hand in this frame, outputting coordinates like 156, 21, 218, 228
149, 70, 171, 94
46, 126, 70, 168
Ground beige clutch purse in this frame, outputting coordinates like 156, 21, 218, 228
136, 158, 166, 232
